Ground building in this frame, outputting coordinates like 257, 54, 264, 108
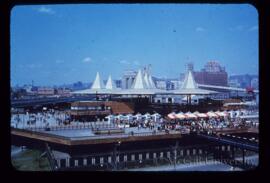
154, 79, 174, 90
193, 61, 228, 86
115, 79, 122, 88
37, 87, 55, 95
228, 79, 241, 88
56, 88, 71, 97
251, 78, 259, 89
229, 74, 258, 88
122, 70, 137, 89
69, 101, 134, 121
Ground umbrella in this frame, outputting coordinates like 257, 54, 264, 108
126, 114, 133, 121
143, 113, 151, 119
185, 112, 197, 119
167, 112, 176, 119
151, 113, 161, 122
115, 114, 124, 120
193, 111, 208, 118
135, 113, 142, 120
175, 112, 187, 120
207, 111, 218, 118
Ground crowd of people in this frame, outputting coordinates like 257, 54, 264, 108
11, 108, 258, 135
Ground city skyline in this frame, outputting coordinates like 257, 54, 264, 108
11, 4, 258, 86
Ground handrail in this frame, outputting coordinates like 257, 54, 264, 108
197, 133, 258, 152
12, 127, 181, 142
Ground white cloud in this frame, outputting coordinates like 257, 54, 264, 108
248, 25, 258, 32
37, 6, 55, 15
26, 64, 42, 69
229, 25, 244, 31
195, 27, 206, 32
119, 60, 129, 64
133, 60, 140, 66
55, 60, 64, 64
82, 57, 92, 63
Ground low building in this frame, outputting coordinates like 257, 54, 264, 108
56, 88, 71, 97
69, 101, 134, 121
37, 87, 55, 95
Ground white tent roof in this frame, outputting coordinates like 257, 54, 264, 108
144, 72, 151, 89
105, 75, 116, 90
132, 69, 148, 89
172, 71, 218, 95
182, 71, 198, 89
148, 75, 156, 89
91, 72, 105, 89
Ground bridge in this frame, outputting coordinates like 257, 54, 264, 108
11, 96, 95, 108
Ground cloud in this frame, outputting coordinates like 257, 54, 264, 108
248, 25, 258, 32
133, 60, 140, 66
229, 25, 244, 31
82, 57, 92, 63
195, 27, 206, 32
26, 64, 42, 69
119, 60, 130, 64
55, 60, 64, 64
37, 6, 55, 15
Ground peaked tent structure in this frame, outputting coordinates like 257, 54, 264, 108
144, 72, 151, 89
91, 72, 105, 89
72, 72, 112, 94
172, 70, 218, 95
132, 69, 148, 90
105, 75, 116, 90
148, 74, 156, 89
182, 70, 198, 89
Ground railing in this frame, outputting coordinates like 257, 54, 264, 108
45, 143, 59, 171
12, 127, 181, 142
197, 133, 259, 152
24, 123, 118, 132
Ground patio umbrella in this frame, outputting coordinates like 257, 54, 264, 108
207, 111, 218, 118
193, 111, 208, 118
143, 113, 151, 119
185, 112, 197, 119
175, 112, 187, 120
167, 112, 176, 119
135, 113, 142, 120
151, 113, 161, 122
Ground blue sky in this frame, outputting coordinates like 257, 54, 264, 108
11, 4, 258, 86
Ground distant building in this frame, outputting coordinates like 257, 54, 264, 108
228, 79, 241, 88
193, 61, 228, 86
37, 87, 55, 95
155, 79, 167, 90
114, 79, 122, 88
229, 74, 258, 89
56, 88, 71, 97
122, 70, 137, 89
251, 78, 258, 89
154, 78, 178, 90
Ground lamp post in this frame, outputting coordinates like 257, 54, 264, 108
113, 141, 121, 171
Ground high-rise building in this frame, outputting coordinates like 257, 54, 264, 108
121, 70, 137, 89
251, 78, 258, 89
193, 61, 228, 86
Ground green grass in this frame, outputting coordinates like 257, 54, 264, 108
11, 149, 51, 171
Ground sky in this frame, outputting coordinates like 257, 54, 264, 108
11, 4, 258, 86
